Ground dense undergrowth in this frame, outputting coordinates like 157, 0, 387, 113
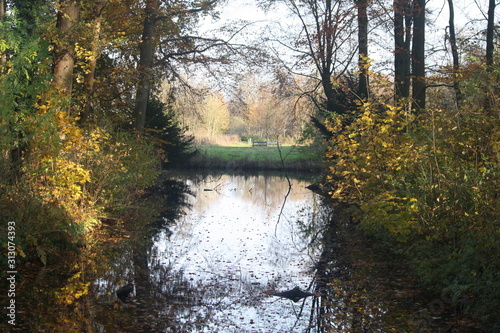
0, 91, 196, 270
324, 66, 499, 328
0, 107, 162, 266
0, 28, 187, 269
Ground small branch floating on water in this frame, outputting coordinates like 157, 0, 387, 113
263, 286, 317, 302
203, 183, 223, 192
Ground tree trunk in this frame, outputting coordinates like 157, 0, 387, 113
486, 0, 495, 68
322, 71, 338, 113
485, 0, 497, 112
356, 0, 369, 99
0, 0, 5, 68
53, 0, 80, 97
447, 0, 462, 105
394, 0, 411, 102
411, 0, 425, 111
321, 0, 341, 115
133, 249, 154, 332
80, 1, 106, 124
133, 0, 160, 133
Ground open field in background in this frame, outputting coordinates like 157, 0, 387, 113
187, 143, 324, 172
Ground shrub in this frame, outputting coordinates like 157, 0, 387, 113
324, 68, 499, 325
1, 105, 162, 265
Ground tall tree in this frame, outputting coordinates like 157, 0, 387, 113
394, 0, 411, 102
132, 0, 219, 133
0, 0, 5, 68
485, 0, 496, 68
312, 0, 357, 115
485, 0, 497, 112
356, 0, 369, 99
447, 0, 461, 105
411, 0, 425, 111
79, 0, 107, 124
266, 0, 358, 139
53, 0, 80, 96
356, 0, 369, 98
133, 0, 160, 133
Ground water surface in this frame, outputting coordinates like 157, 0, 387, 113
150, 173, 330, 332
1, 172, 483, 332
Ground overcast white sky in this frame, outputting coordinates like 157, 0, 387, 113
193, 0, 496, 92
200, 0, 494, 58
203, 0, 490, 33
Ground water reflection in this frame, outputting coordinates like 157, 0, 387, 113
149, 173, 332, 332
1, 173, 482, 332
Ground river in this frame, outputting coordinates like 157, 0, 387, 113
1, 172, 482, 332
149, 173, 331, 332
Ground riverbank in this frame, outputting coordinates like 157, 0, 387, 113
186, 143, 324, 172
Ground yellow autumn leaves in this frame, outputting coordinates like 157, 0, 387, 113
24, 103, 160, 232
326, 102, 421, 240
325, 98, 498, 243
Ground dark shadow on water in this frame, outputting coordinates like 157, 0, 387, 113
304, 205, 485, 333
0, 173, 486, 332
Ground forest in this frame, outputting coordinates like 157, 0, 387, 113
0, 0, 498, 330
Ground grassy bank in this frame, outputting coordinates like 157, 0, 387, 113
187, 143, 323, 172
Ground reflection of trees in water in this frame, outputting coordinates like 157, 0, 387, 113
304, 208, 446, 333
145, 176, 194, 230
4, 174, 446, 332
184, 172, 312, 216
4, 174, 426, 332
305, 207, 386, 333
308, 216, 347, 333
139, 259, 274, 331
88, 177, 199, 332
89, 186, 447, 333
290, 199, 387, 332
88, 174, 292, 332
286, 196, 337, 333
0, 177, 195, 332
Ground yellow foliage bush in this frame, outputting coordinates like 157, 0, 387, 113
325, 102, 421, 240
325, 98, 499, 243
21, 104, 161, 234
324, 77, 500, 322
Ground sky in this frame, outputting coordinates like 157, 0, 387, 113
191, 0, 496, 94
203, 0, 491, 34
200, 0, 494, 63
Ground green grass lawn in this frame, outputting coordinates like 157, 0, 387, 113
189, 143, 323, 172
